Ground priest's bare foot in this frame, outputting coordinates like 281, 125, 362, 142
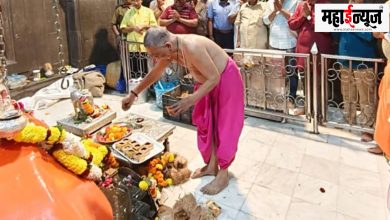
191, 164, 218, 179
361, 132, 373, 142
200, 169, 229, 195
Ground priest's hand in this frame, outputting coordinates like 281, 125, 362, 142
167, 96, 195, 116
122, 94, 136, 111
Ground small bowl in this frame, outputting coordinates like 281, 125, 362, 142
95, 122, 132, 144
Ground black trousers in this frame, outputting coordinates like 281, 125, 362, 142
213, 29, 234, 50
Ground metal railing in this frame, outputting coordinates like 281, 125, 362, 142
119, 40, 190, 92
118, 42, 385, 135
119, 40, 152, 92
320, 54, 385, 133
226, 48, 315, 132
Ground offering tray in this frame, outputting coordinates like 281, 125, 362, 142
57, 110, 116, 137
112, 132, 164, 164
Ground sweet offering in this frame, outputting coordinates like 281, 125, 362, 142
115, 138, 154, 162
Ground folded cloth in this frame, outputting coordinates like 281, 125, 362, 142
18, 75, 74, 111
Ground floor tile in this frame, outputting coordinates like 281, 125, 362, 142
339, 164, 382, 198
336, 213, 359, 220
34, 96, 390, 220
169, 138, 199, 160
294, 131, 329, 143
241, 185, 291, 220
255, 163, 299, 197
243, 127, 279, 146
340, 146, 379, 172
293, 174, 338, 211
236, 162, 264, 185
272, 134, 307, 153
301, 155, 339, 184
237, 139, 271, 163
305, 141, 341, 162
202, 178, 253, 210
229, 157, 262, 183
174, 176, 204, 195
377, 155, 390, 175
286, 199, 338, 220
380, 172, 390, 202
239, 126, 253, 142
337, 186, 386, 220
327, 135, 343, 145
265, 146, 304, 172
235, 211, 262, 220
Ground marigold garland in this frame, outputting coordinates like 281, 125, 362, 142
47, 127, 61, 145
6, 123, 116, 181
51, 138, 110, 180
59, 128, 66, 142
14, 124, 47, 143
11, 123, 66, 145
81, 139, 108, 167
52, 149, 88, 175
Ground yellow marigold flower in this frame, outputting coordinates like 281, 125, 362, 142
98, 145, 108, 157
59, 128, 67, 142
14, 132, 23, 142
47, 127, 61, 145
52, 149, 88, 175
82, 139, 101, 149
81, 139, 108, 166
13, 124, 47, 144
85, 146, 104, 166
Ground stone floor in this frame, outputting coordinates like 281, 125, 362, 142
36, 94, 390, 220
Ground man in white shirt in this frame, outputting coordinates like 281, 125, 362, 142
263, 0, 301, 112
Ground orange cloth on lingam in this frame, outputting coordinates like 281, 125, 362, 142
0, 115, 113, 220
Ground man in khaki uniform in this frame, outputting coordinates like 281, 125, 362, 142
112, 0, 133, 43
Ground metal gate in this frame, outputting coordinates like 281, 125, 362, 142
119, 40, 153, 92
226, 48, 315, 132
320, 54, 384, 133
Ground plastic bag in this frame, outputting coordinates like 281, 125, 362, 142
154, 80, 178, 108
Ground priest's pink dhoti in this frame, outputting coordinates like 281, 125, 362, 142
192, 57, 245, 169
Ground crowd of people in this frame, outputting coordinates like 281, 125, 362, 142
112, 0, 390, 162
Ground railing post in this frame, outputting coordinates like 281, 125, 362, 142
125, 41, 131, 93
321, 56, 326, 124
311, 43, 319, 134
119, 39, 129, 93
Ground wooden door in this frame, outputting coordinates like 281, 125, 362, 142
66, 0, 118, 67
1, 0, 69, 73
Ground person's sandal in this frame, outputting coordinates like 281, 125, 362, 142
367, 145, 383, 155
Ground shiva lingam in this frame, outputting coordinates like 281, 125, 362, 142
0, 65, 27, 137
70, 81, 103, 123
58, 81, 114, 137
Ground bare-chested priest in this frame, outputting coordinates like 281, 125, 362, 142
122, 27, 244, 195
